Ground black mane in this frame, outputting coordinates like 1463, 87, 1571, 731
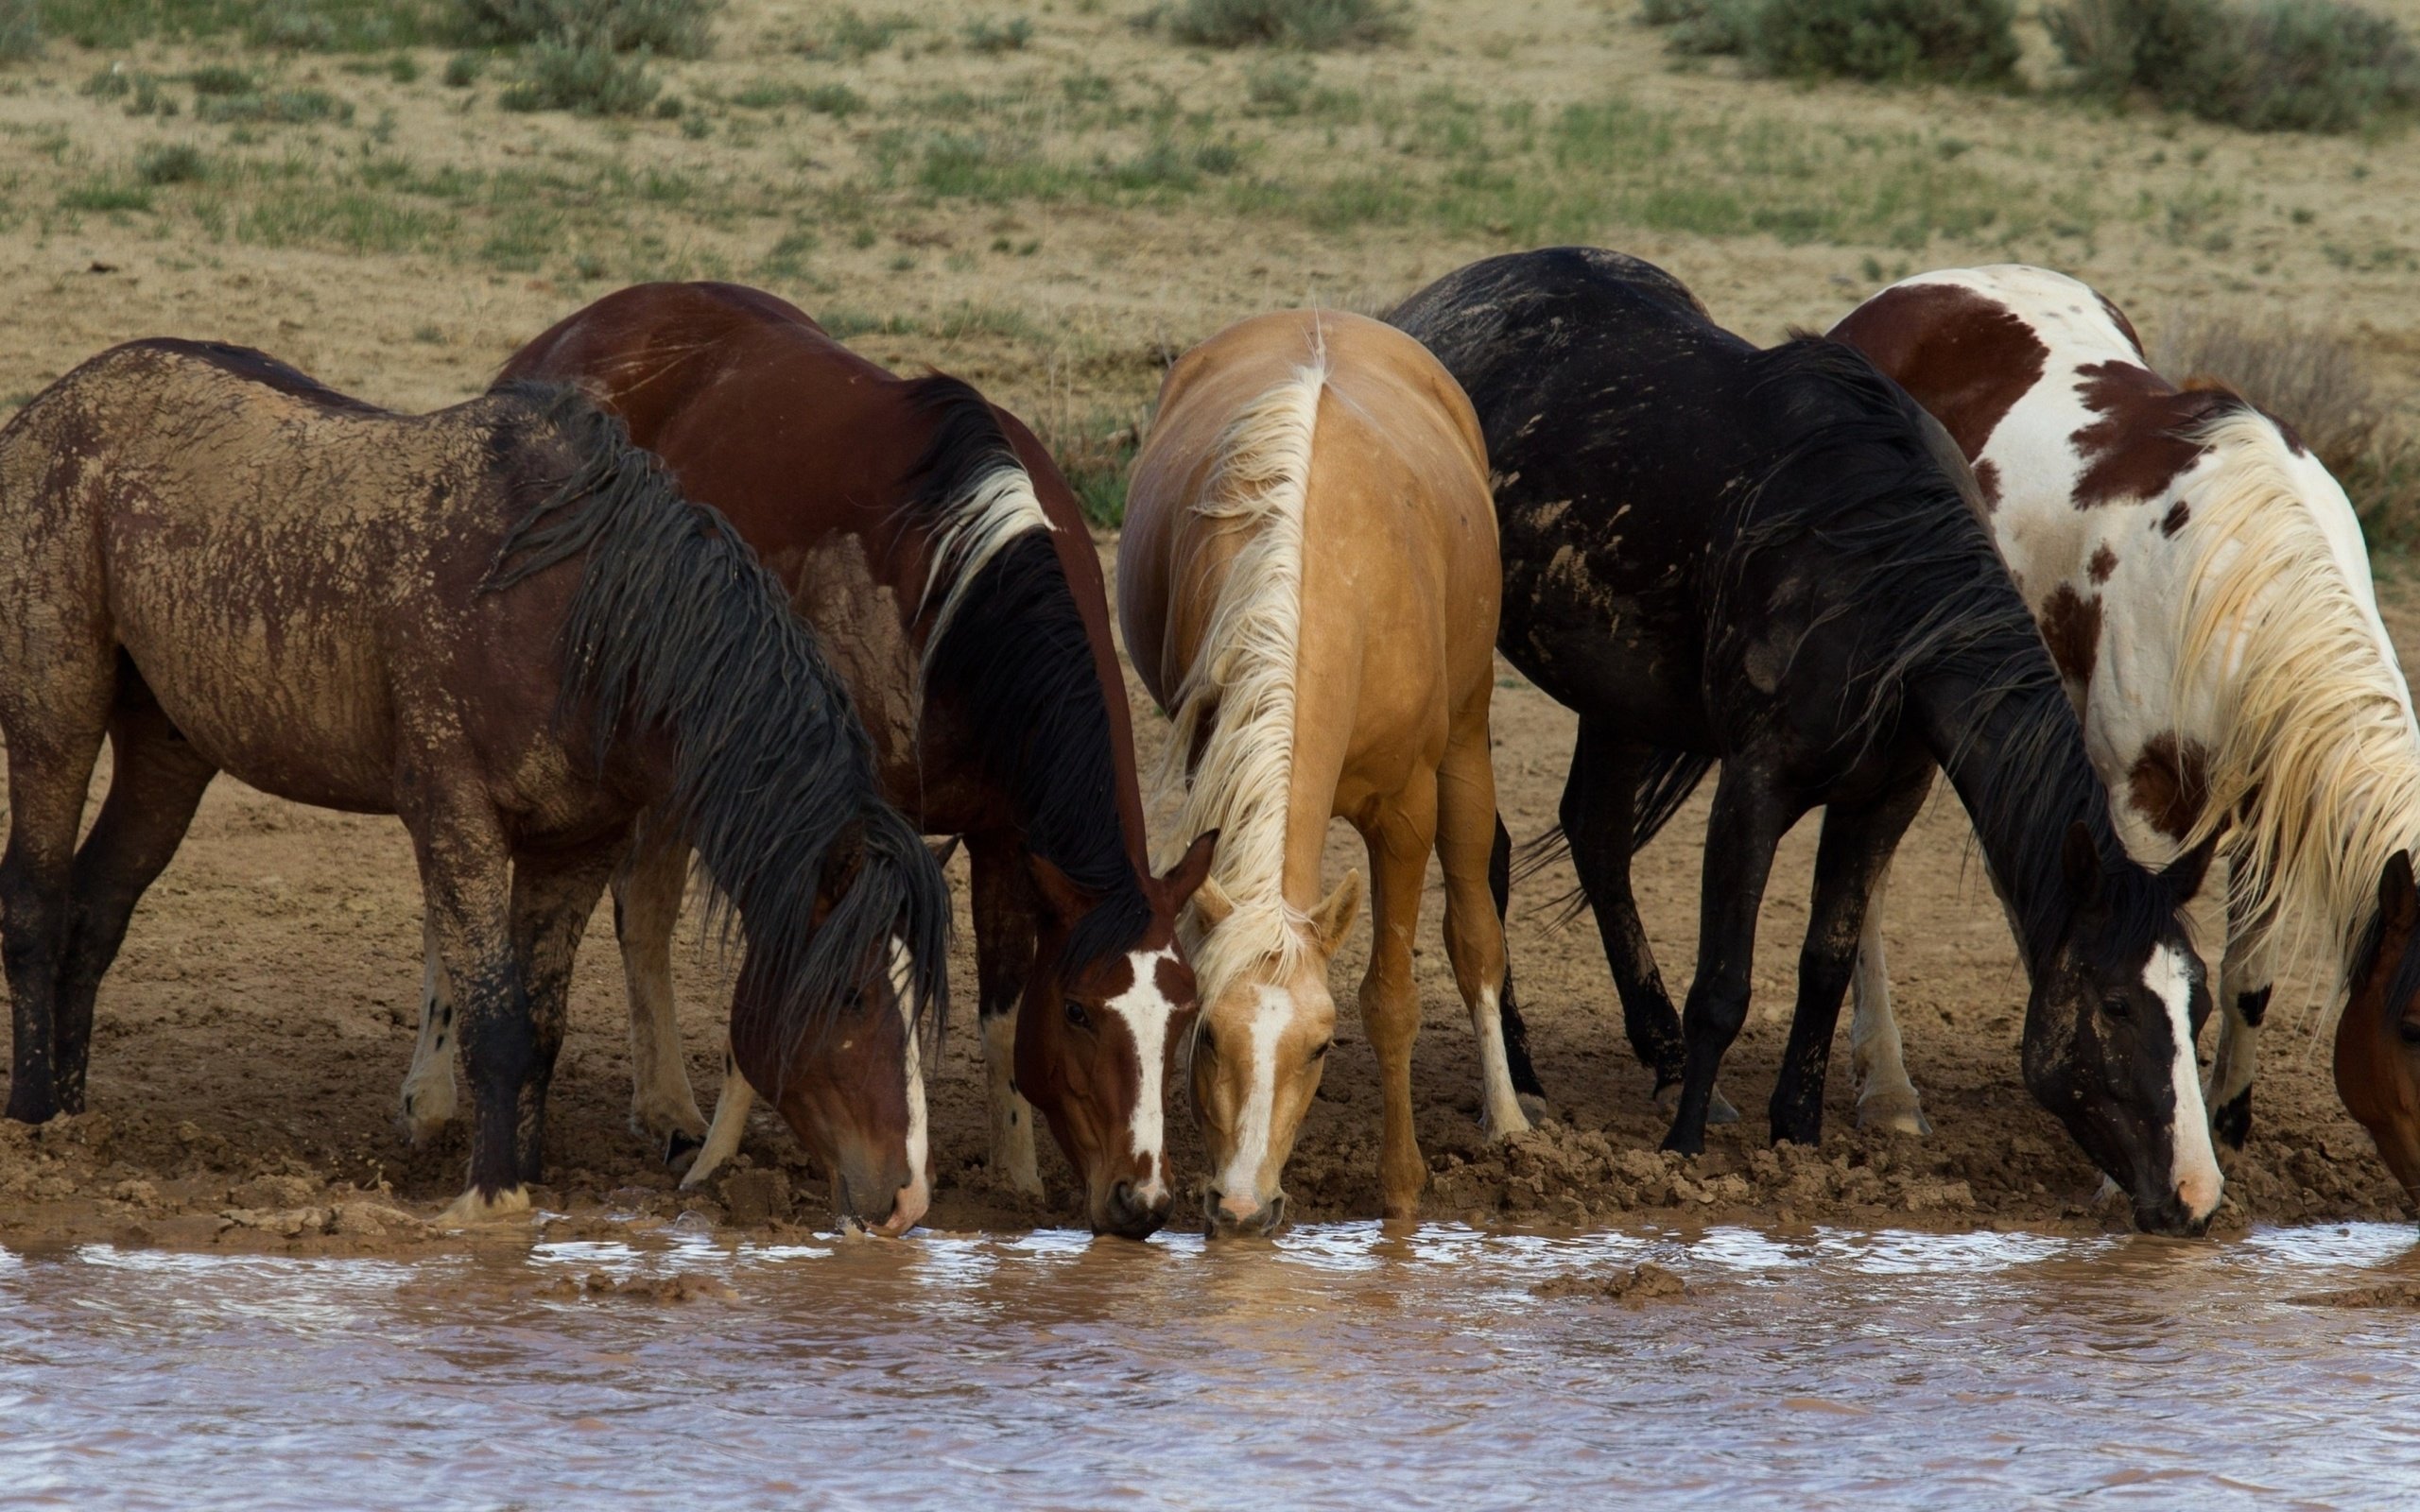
902, 376, 1152, 971
483, 383, 952, 1082
1728, 337, 2170, 969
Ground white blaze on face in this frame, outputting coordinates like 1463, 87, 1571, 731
2147, 944, 2223, 1221
1106, 946, 1182, 1203
1214, 985, 1294, 1210
891, 939, 930, 1230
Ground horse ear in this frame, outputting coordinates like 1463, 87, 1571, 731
2381, 850, 2418, 935
2062, 821, 2105, 909
927, 835, 961, 869
1027, 853, 1094, 926
2162, 834, 2217, 902
1308, 869, 1362, 957
1157, 830, 1219, 907
1191, 872, 1236, 931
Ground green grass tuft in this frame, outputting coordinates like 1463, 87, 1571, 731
136, 142, 210, 183
454, 0, 716, 57
2047, 0, 2420, 131
1, 0, 41, 63
498, 35, 661, 113
1643, 0, 2018, 84
1161, 0, 1407, 49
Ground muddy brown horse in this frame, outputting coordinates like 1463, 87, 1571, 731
456, 282, 1215, 1237
0, 339, 949, 1228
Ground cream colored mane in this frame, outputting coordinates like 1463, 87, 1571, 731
919, 463, 1054, 670
2174, 408, 2420, 983
1156, 356, 1329, 1001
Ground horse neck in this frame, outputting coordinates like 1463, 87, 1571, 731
1906, 646, 2113, 971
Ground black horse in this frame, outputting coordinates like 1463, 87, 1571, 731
1391, 249, 2222, 1235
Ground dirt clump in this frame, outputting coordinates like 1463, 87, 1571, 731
1535, 1262, 1690, 1304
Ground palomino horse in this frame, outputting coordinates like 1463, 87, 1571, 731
1833, 265, 2420, 1206
1392, 249, 2223, 1234
425, 282, 1216, 1238
0, 341, 949, 1228
1120, 310, 1525, 1231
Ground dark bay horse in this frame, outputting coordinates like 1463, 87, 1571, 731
480, 282, 1214, 1238
0, 340, 950, 1228
1390, 248, 2222, 1234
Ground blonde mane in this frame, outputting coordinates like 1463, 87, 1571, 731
919, 464, 1054, 668
1157, 357, 1329, 1001
2173, 408, 2420, 986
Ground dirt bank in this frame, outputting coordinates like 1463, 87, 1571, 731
2, 539, 2409, 1254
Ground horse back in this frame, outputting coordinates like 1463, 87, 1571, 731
0, 341, 588, 815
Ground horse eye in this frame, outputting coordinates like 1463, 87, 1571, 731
2398, 1017, 2420, 1046
1307, 1039, 1333, 1065
2102, 997, 2134, 1022
1063, 999, 1092, 1031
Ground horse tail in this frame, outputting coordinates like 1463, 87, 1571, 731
482, 383, 952, 1078
1505, 746, 1713, 932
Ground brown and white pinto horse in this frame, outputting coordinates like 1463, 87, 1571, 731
402, 282, 1215, 1237
1834, 266, 2420, 1208
1120, 310, 1526, 1230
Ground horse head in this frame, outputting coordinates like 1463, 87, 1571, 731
2020, 822, 2222, 1236
2338, 851, 2420, 1211
1017, 832, 1218, 1239
1185, 870, 1361, 1239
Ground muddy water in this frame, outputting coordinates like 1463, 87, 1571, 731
5, 1222, 2418, 1510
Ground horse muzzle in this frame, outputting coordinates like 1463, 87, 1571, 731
1203, 1187, 1286, 1240
1095, 1177, 1170, 1240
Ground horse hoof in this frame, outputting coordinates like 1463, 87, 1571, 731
662, 1129, 704, 1171
437, 1185, 532, 1228
1856, 1097, 1932, 1138
1516, 1092, 1551, 1125
1705, 1087, 1740, 1125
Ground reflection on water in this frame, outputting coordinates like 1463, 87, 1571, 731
5, 1219, 2418, 1510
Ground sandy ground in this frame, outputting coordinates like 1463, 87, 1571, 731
2, 0, 2418, 1249
1, 531, 2411, 1252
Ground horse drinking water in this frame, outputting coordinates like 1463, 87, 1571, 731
1833, 265, 2420, 1209
0, 340, 949, 1228
431, 283, 1217, 1237
1120, 310, 1525, 1230
1391, 248, 2221, 1234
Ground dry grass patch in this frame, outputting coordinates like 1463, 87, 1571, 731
2152, 311, 2420, 549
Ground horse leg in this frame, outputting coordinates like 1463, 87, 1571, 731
1360, 772, 1439, 1220
1769, 774, 1928, 1148
2207, 889, 2275, 1152
404, 781, 528, 1222
679, 1040, 756, 1191
1846, 864, 1931, 1136
51, 699, 216, 1112
398, 915, 458, 1143
1487, 813, 1549, 1121
970, 834, 1043, 1195
1561, 720, 1737, 1122
614, 831, 707, 1166
506, 841, 622, 1189
1439, 734, 1527, 1140
1664, 765, 1793, 1157
1, 680, 110, 1125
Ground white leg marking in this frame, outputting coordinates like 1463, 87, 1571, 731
1848, 869, 1929, 1136
1104, 947, 1181, 1207
680, 1044, 755, 1191
399, 921, 458, 1142
2148, 944, 2223, 1221
1471, 986, 1531, 1140
983, 1006, 1043, 1195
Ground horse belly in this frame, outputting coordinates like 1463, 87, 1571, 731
107, 538, 401, 813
